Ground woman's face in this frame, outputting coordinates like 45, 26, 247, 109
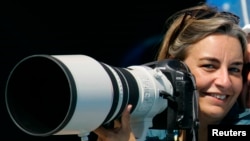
184, 34, 244, 123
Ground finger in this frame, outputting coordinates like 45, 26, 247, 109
113, 119, 121, 128
97, 138, 102, 141
121, 104, 132, 130
93, 126, 110, 139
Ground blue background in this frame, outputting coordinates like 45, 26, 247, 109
207, 0, 250, 27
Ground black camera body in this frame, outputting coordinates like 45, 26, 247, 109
145, 59, 198, 130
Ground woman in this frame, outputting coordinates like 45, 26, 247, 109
94, 3, 250, 141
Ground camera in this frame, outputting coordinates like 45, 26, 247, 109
5, 54, 198, 141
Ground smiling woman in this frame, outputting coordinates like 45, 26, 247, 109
93, 3, 250, 141
184, 34, 244, 121
156, 4, 249, 141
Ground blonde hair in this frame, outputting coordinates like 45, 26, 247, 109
157, 4, 247, 61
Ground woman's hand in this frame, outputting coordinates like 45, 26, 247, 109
93, 105, 136, 141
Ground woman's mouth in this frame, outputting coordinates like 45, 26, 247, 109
210, 94, 227, 100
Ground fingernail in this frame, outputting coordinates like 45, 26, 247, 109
127, 105, 132, 112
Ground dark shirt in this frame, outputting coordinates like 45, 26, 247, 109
146, 103, 250, 141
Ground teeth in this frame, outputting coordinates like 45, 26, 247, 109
211, 94, 226, 100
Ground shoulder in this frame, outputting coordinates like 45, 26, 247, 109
222, 104, 250, 125
234, 108, 250, 125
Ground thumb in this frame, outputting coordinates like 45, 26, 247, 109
93, 126, 110, 139
121, 104, 132, 130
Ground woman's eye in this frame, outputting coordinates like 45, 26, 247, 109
202, 64, 215, 69
229, 67, 240, 73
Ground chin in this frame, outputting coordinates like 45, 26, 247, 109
201, 107, 226, 121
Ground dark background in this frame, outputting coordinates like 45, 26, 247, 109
0, 1, 205, 140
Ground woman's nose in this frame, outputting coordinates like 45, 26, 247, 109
214, 69, 232, 88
